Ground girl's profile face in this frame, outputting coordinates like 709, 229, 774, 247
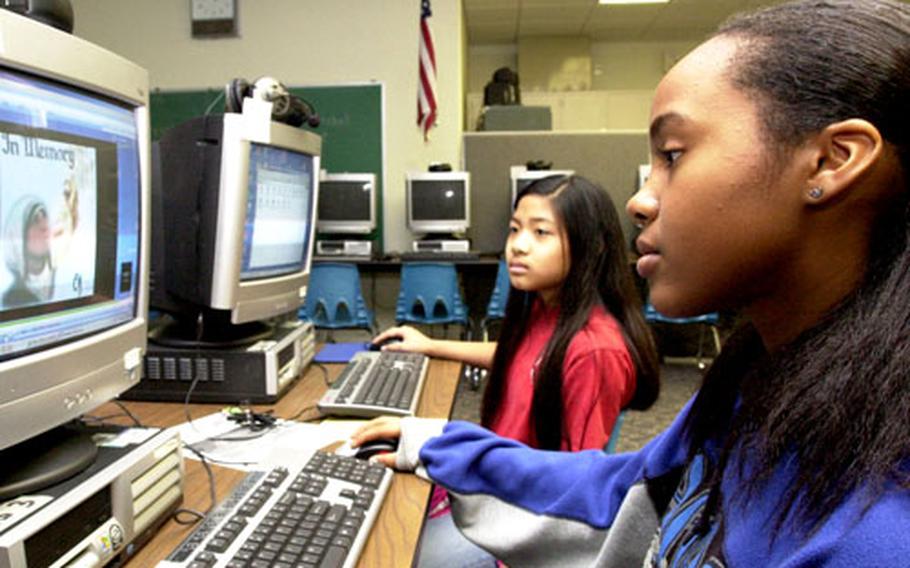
506, 193, 569, 305
26, 208, 50, 258
627, 36, 808, 318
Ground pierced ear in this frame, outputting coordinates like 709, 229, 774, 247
803, 118, 883, 205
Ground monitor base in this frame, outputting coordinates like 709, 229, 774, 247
150, 312, 274, 349
0, 425, 98, 501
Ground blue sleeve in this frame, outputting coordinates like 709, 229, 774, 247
420, 398, 695, 529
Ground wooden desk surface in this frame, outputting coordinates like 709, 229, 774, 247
100, 357, 463, 568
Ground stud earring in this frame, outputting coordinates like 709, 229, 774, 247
808, 187, 824, 200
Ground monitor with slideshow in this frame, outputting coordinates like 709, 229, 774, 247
406, 171, 471, 235
316, 172, 376, 234
509, 165, 574, 207
0, 10, 150, 495
150, 113, 320, 341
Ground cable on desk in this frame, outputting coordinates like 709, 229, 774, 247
313, 362, 332, 386
172, 443, 216, 525
285, 403, 322, 423
80, 412, 136, 426
80, 401, 144, 429
112, 400, 144, 427
181, 312, 207, 433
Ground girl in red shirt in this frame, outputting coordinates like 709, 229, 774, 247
374, 175, 660, 567
375, 175, 660, 451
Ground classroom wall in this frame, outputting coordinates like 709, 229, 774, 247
69, 0, 465, 254
463, 131, 649, 255
466, 40, 697, 131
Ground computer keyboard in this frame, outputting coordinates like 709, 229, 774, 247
161, 451, 393, 568
399, 250, 481, 261
317, 351, 429, 418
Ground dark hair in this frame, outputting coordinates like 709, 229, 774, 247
481, 175, 660, 450
684, 0, 910, 535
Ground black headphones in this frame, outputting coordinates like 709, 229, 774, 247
224, 77, 320, 128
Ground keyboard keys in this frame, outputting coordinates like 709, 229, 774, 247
166, 453, 392, 568
318, 351, 429, 418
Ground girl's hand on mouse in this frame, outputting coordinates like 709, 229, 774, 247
351, 416, 402, 468
371, 326, 434, 355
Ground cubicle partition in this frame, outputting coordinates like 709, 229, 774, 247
462, 131, 650, 254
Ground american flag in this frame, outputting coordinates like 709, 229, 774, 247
417, 0, 437, 140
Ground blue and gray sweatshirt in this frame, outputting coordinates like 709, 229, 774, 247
394, 403, 910, 567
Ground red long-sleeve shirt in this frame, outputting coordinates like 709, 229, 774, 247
489, 300, 635, 451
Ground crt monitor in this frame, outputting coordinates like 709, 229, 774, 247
151, 113, 320, 337
509, 165, 574, 207
0, 10, 150, 495
316, 172, 376, 234
406, 171, 471, 235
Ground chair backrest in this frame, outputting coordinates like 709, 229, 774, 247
301, 263, 373, 329
396, 262, 468, 325
485, 258, 511, 321
604, 410, 626, 454
643, 302, 719, 325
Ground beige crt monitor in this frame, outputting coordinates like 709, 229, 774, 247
0, 9, 151, 458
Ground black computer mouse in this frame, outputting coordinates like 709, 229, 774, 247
354, 438, 399, 460
368, 337, 402, 351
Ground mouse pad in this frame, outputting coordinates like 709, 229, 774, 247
314, 342, 370, 363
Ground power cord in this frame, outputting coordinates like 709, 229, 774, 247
314, 362, 332, 387
112, 400, 143, 427
172, 443, 216, 525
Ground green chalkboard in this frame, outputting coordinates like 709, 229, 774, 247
149, 83, 384, 249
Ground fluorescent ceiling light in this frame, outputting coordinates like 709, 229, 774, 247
599, 0, 670, 5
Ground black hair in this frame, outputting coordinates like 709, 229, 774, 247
683, 0, 910, 536
481, 175, 660, 450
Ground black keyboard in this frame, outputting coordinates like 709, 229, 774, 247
317, 351, 429, 418
399, 250, 480, 261
162, 451, 392, 568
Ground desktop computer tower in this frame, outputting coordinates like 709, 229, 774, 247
124, 320, 316, 404
316, 239, 373, 257
0, 427, 183, 568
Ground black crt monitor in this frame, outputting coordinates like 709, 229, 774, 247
150, 113, 320, 344
406, 171, 471, 235
316, 172, 376, 234
0, 10, 150, 497
509, 165, 574, 207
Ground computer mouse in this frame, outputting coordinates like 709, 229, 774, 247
354, 438, 399, 461
368, 337, 402, 351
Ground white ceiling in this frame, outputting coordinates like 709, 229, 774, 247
464, 0, 786, 44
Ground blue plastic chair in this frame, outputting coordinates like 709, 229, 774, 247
395, 263, 469, 335
462, 259, 511, 390
480, 258, 511, 342
643, 302, 721, 369
604, 410, 627, 454
300, 263, 375, 337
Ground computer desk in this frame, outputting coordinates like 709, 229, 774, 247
98, 356, 464, 568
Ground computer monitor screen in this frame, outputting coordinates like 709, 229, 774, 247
316, 173, 376, 234
407, 172, 470, 234
241, 143, 315, 280
152, 113, 320, 326
509, 166, 574, 207
0, 9, 150, 479
0, 68, 140, 361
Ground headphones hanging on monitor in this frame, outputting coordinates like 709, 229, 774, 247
224, 77, 320, 128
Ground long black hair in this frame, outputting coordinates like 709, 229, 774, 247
683, 0, 910, 535
481, 175, 660, 450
